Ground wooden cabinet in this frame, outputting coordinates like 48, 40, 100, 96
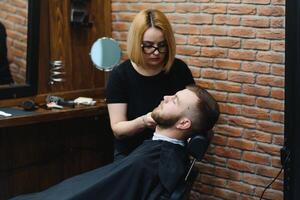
0, 110, 113, 200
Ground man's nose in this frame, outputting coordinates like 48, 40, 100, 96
163, 95, 173, 102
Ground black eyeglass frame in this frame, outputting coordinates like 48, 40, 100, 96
140, 43, 168, 54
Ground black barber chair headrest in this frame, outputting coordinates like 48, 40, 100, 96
187, 129, 213, 161
187, 135, 209, 161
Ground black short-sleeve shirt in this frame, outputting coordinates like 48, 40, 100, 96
106, 58, 195, 155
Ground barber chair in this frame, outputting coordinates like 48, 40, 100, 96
169, 131, 212, 200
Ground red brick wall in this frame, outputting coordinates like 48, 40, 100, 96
112, 0, 285, 199
0, 0, 28, 84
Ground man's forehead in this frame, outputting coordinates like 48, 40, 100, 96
177, 89, 198, 101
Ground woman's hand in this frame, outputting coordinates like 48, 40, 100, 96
142, 112, 157, 130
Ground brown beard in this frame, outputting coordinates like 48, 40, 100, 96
151, 107, 180, 128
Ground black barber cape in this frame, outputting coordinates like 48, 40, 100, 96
10, 140, 189, 200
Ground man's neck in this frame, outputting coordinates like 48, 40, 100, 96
155, 126, 184, 141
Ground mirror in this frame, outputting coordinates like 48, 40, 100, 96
0, 0, 39, 99
90, 37, 121, 71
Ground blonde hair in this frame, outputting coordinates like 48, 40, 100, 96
127, 9, 176, 73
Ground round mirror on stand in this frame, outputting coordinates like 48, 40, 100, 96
90, 37, 121, 71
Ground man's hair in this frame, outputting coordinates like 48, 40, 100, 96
127, 9, 176, 72
186, 85, 220, 133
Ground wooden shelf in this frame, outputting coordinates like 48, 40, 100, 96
0, 100, 107, 128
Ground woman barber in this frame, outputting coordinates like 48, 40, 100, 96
106, 9, 195, 160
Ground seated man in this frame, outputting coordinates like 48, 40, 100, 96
10, 84, 219, 200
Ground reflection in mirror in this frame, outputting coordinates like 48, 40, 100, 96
0, 0, 39, 99
90, 37, 121, 71
0, 0, 28, 85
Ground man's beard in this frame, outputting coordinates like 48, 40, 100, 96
151, 107, 180, 128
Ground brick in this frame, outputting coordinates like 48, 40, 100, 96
166, 14, 186, 24
228, 50, 256, 61
214, 15, 241, 25
228, 138, 256, 150
214, 81, 242, 92
243, 152, 271, 165
241, 16, 270, 28
112, 22, 130, 31
213, 188, 240, 199
201, 26, 227, 36
188, 36, 213, 46
243, 129, 272, 143
242, 39, 270, 50
201, 174, 227, 186
241, 106, 270, 119
228, 116, 256, 129
256, 51, 284, 64
188, 14, 213, 24
256, 97, 284, 111
256, 188, 283, 200
211, 134, 228, 145
195, 79, 215, 89
271, 88, 284, 100
219, 103, 241, 115
189, 57, 213, 67
257, 29, 285, 40
227, 5, 256, 15
243, 173, 271, 188
216, 0, 241, 2
215, 59, 241, 70
215, 146, 242, 158
243, 84, 270, 97
256, 143, 281, 156
174, 24, 200, 34
177, 45, 200, 56
201, 4, 227, 14
205, 154, 227, 166
215, 37, 241, 48
215, 125, 243, 137
226, 180, 255, 194
241, 62, 270, 74
270, 111, 284, 123
272, 180, 284, 190
228, 27, 256, 38
175, 34, 188, 45
243, 0, 270, 4
202, 68, 227, 80
271, 0, 285, 5
273, 135, 284, 146
228, 94, 255, 106
175, 3, 200, 13
257, 120, 284, 134
271, 64, 284, 76
112, 4, 129, 12
227, 159, 256, 173
258, 6, 285, 16
272, 157, 282, 168
256, 75, 284, 87
271, 41, 285, 52
228, 71, 255, 83
189, 67, 201, 78
209, 90, 228, 102
201, 47, 227, 58
271, 18, 285, 28
214, 167, 241, 181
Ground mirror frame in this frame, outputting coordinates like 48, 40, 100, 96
1, 0, 40, 100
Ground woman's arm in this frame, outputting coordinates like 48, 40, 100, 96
107, 103, 156, 139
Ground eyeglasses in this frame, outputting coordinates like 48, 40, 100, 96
141, 42, 168, 54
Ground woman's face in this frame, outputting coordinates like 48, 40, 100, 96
141, 27, 168, 68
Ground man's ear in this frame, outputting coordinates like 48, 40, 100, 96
176, 117, 191, 130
